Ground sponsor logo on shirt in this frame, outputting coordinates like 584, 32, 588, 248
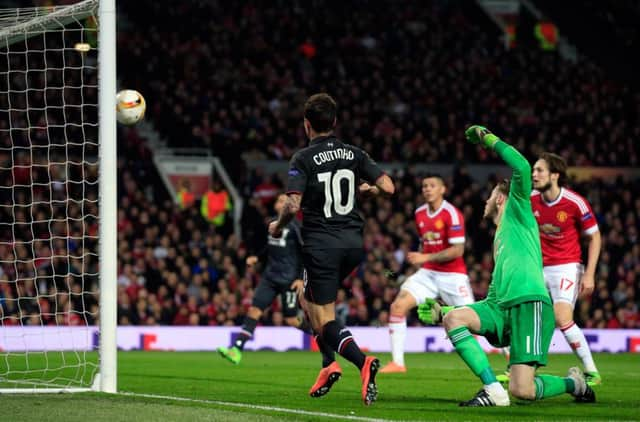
451, 224, 462, 231
268, 228, 290, 247
540, 223, 562, 236
582, 212, 593, 221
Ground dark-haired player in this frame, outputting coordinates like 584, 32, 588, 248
269, 93, 395, 405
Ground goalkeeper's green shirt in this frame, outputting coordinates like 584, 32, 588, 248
487, 141, 552, 308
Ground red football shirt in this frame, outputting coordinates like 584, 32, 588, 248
414, 200, 467, 274
531, 188, 599, 266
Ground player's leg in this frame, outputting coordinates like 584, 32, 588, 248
280, 286, 341, 397
217, 279, 274, 364
282, 289, 324, 357
545, 264, 600, 384
381, 269, 433, 373
444, 301, 509, 407
443, 273, 511, 383
508, 301, 595, 403
304, 248, 378, 404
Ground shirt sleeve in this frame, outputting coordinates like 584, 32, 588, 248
577, 198, 599, 235
358, 149, 384, 183
494, 140, 532, 201
286, 152, 307, 195
447, 209, 466, 245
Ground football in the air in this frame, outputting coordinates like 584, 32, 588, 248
116, 89, 146, 125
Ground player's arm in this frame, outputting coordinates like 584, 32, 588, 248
269, 194, 301, 238
359, 174, 394, 197
359, 150, 395, 196
465, 125, 531, 198
270, 153, 307, 238
580, 227, 601, 297
407, 244, 464, 266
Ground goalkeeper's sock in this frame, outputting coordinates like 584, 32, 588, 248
534, 374, 576, 399
388, 314, 407, 366
234, 317, 258, 351
322, 320, 366, 369
448, 326, 498, 385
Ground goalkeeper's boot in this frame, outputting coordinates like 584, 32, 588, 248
309, 361, 342, 398
585, 371, 602, 387
360, 356, 380, 406
568, 367, 596, 403
379, 362, 407, 374
217, 346, 242, 364
459, 384, 510, 407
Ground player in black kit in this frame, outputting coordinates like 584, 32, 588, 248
218, 193, 335, 367
269, 93, 395, 405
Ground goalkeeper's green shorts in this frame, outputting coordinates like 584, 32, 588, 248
468, 299, 555, 367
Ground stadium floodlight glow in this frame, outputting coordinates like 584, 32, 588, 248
0, 0, 117, 393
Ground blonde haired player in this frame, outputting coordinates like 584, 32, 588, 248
380, 174, 473, 373
531, 152, 601, 386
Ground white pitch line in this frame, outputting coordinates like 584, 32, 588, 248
119, 391, 396, 422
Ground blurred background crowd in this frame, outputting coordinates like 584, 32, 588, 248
1, 0, 638, 330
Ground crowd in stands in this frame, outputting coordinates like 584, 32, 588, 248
111, 151, 640, 330
110, 0, 639, 329
2, 0, 638, 330
117, 0, 639, 176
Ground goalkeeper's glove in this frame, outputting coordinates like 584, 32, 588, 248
465, 125, 501, 149
417, 299, 454, 325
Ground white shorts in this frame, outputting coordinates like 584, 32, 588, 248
401, 268, 474, 306
544, 263, 583, 306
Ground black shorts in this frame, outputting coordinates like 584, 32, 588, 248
302, 248, 364, 305
252, 277, 299, 318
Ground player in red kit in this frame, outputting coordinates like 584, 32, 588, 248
380, 175, 473, 373
531, 152, 602, 386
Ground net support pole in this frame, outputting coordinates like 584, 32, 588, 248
98, 0, 117, 394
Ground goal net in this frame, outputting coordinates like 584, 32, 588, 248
0, 0, 116, 393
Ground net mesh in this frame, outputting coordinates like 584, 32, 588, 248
0, 0, 100, 390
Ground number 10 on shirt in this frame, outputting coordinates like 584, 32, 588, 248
318, 169, 355, 218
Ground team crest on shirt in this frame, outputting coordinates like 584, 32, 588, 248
435, 219, 444, 230
556, 211, 568, 223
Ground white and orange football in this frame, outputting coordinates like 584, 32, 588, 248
116, 89, 146, 125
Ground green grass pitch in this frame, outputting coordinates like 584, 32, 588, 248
2, 351, 639, 421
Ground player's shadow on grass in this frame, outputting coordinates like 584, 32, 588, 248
380, 393, 461, 405
119, 371, 294, 388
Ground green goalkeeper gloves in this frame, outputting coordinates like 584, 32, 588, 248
417, 299, 454, 325
465, 125, 501, 149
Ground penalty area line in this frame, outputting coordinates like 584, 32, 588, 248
119, 391, 394, 422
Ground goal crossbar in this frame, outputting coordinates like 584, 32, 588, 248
0, 0, 97, 46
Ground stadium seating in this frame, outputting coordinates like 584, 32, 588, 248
5, 0, 638, 329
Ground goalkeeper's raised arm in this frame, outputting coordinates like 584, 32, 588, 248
464, 125, 532, 199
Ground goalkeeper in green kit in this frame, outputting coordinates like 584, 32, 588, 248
418, 126, 596, 406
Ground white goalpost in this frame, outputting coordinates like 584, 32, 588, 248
0, 0, 117, 393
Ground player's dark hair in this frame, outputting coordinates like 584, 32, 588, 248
539, 151, 568, 187
304, 93, 336, 133
423, 173, 446, 186
496, 178, 510, 196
